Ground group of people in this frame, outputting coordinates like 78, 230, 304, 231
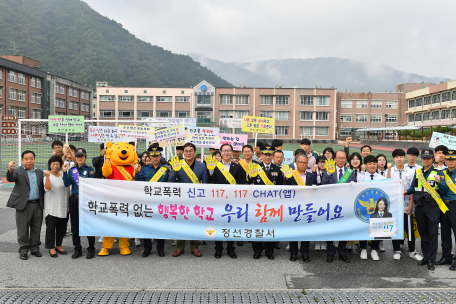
6, 137, 456, 271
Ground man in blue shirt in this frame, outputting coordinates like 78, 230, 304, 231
135, 144, 169, 258
63, 148, 96, 259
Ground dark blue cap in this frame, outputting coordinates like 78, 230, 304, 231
420, 149, 434, 158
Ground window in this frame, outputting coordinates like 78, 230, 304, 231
260, 111, 273, 118
60, 86, 65, 94
235, 95, 249, 105
118, 110, 133, 118
73, 89, 78, 96
36, 79, 41, 88
370, 114, 382, 122
100, 95, 116, 101
316, 96, 330, 106
431, 111, 440, 120
235, 128, 248, 135
73, 102, 78, 111
176, 111, 190, 118
17, 73, 25, 85
54, 98, 59, 107
452, 109, 456, 119
197, 95, 211, 105
220, 95, 233, 105
157, 111, 172, 117
371, 100, 382, 109
81, 92, 85, 99
386, 114, 398, 123
30, 77, 36, 87
340, 114, 352, 122
415, 113, 422, 122
137, 96, 153, 102
100, 110, 115, 118
300, 111, 313, 121
276, 96, 289, 105
340, 100, 352, 108
8, 106, 16, 116
175, 96, 190, 102
442, 92, 451, 102
423, 112, 430, 121
340, 130, 351, 137
124, 90, 128, 93
385, 101, 398, 109
275, 111, 289, 121
441, 109, 450, 119
0, 68, 2, 79
154, 96, 171, 102
9, 88, 16, 100
315, 126, 329, 136
17, 90, 25, 101
30, 93, 35, 104
415, 98, 422, 107
432, 94, 440, 104
162, 90, 166, 94
0, 86, 3, 99
300, 96, 313, 106
219, 110, 233, 118
8, 71, 17, 82
356, 100, 368, 108
68, 101, 73, 110
276, 126, 288, 136
260, 95, 273, 105
356, 114, 367, 122
300, 126, 313, 136
315, 111, 329, 121
18, 107, 26, 117
119, 96, 134, 102
144, 90, 147, 94
234, 110, 248, 118
69, 88, 73, 97
408, 100, 415, 108
181, 90, 185, 94
36, 94, 41, 104
423, 97, 431, 105
453, 91, 456, 101
60, 99, 65, 108
196, 111, 211, 123
0, 106, 2, 115
138, 111, 151, 118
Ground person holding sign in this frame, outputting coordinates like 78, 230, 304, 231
135, 144, 169, 258
169, 142, 208, 257
62, 148, 96, 259
247, 145, 283, 260
435, 149, 456, 270
207, 143, 246, 259
282, 154, 317, 262
405, 149, 446, 271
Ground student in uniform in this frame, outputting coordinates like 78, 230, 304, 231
435, 149, 456, 270
376, 154, 388, 177
300, 139, 317, 168
434, 145, 449, 170
322, 147, 335, 160
349, 152, 365, 183
135, 144, 169, 258
405, 149, 442, 271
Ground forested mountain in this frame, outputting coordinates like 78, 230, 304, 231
0, 0, 232, 87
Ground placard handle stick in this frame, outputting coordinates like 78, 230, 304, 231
408, 214, 412, 242
202, 147, 204, 161
254, 132, 258, 148
65, 133, 68, 146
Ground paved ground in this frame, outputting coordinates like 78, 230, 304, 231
1, 187, 456, 292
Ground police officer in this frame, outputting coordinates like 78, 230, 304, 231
135, 144, 169, 258
405, 149, 441, 270
62, 148, 96, 259
435, 150, 456, 270
248, 145, 284, 260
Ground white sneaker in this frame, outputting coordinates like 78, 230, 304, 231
286, 243, 290, 251
135, 238, 141, 247
379, 241, 385, 252
409, 251, 423, 261
334, 241, 339, 248
172, 240, 177, 246
315, 242, 321, 251
320, 243, 327, 251
298, 241, 301, 250
347, 244, 353, 251
371, 250, 380, 261
393, 251, 402, 260
98, 237, 103, 243
360, 249, 368, 260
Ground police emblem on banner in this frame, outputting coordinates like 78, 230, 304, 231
354, 188, 390, 223
204, 226, 217, 238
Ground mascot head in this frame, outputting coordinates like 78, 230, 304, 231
106, 141, 138, 166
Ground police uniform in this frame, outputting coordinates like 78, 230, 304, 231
135, 145, 169, 258
435, 150, 456, 269
248, 146, 284, 259
62, 148, 96, 259
406, 149, 440, 269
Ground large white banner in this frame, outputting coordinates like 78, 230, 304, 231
79, 179, 404, 241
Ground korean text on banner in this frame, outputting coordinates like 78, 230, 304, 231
187, 127, 219, 137
242, 116, 275, 134
429, 132, 456, 150
219, 118, 243, 129
150, 125, 186, 142
369, 218, 397, 238
185, 136, 221, 148
88, 126, 127, 143
220, 133, 248, 151
118, 125, 154, 138
79, 179, 404, 241
142, 118, 196, 128
48, 116, 84, 133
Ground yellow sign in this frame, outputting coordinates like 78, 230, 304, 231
241, 116, 275, 134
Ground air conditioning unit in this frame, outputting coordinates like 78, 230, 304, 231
276, 85, 282, 88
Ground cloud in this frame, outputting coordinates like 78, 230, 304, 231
84, 0, 456, 78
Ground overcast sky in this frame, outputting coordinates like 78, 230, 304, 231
85, 0, 455, 79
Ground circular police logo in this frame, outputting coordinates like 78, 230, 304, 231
204, 226, 217, 238
201, 85, 207, 92
354, 188, 390, 223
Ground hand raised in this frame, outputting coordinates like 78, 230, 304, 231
8, 161, 15, 171
205, 155, 217, 171
324, 159, 336, 174
170, 156, 182, 172
280, 164, 293, 178
62, 163, 69, 172
134, 163, 141, 173
248, 163, 259, 177
44, 170, 51, 177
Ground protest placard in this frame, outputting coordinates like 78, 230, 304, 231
118, 125, 154, 138
429, 132, 456, 150
88, 126, 127, 143
48, 116, 84, 133
241, 116, 275, 134
219, 133, 247, 151
150, 125, 186, 142
185, 135, 221, 148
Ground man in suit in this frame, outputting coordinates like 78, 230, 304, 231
207, 143, 246, 258
248, 145, 284, 260
169, 142, 208, 257
321, 150, 354, 263
7, 150, 45, 260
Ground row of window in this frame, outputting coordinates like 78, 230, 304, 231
100, 95, 191, 102
0, 105, 41, 118
55, 84, 90, 100
54, 98, 90, 112
7, 88, 27, 101
340, 100, 398, 109
220, 95, 331, 106
105, 89, 187, 95
341, 113, 398, 123
101, 110, 191, 118
408, 91, 456, 108
408, 109, 455, 122
6, 71, 42, 88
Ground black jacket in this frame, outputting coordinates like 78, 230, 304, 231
248, 162, 283, 185
208, 162, 246, 185
284, 171, 317, 186
92, 155, 104, 179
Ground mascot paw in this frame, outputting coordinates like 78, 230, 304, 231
98, 248, 110, 256
120, 248, 132, 255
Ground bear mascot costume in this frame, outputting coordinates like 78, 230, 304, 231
98, 141, 138, 256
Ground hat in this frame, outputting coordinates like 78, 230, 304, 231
444, 150, 456, 160
420, 149, 434, 158
147, 144, 163, 155
261, 145, 275, 154
75, 148, 87, 157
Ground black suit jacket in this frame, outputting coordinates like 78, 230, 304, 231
322, 167, 357, 185
208, 162, 246, 185
284, 171, 317, 186
6, 166, 44, 210
370, 211, 393, 219
248, 163, 283, 185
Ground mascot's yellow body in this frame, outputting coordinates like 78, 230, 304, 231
98, 141, 138, 256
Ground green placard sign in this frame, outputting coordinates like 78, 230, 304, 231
48, 116, 84, 133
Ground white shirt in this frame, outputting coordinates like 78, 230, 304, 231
377, 169, 387, 177
393, 165, 418, 213
352, 168, 365, 182
407, 163, 422, 170
263, 163, 272, 171
435, 163, 448, 170
379, 211, 384, 217
363, 171, 386, 181
222, 160, 231, 171
44, 173, 69, 219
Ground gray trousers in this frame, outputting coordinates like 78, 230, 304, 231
16, 202, 43, 254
